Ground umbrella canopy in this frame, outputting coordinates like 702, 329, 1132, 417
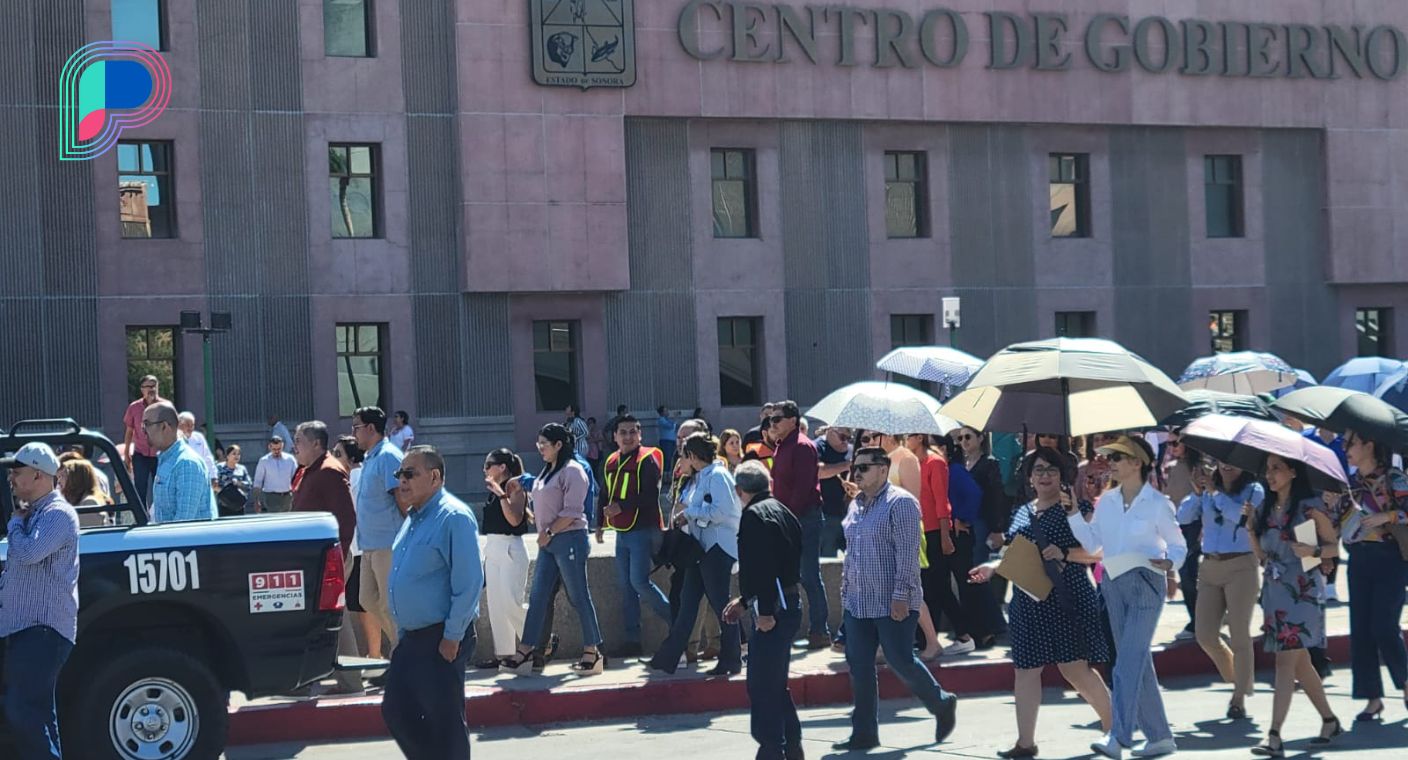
1271, 386, 1408, 451
1176, 351, 1298, 394
1159, 389, 1278, 429
938, 338, 1188, 436
1375, 366, 1408, 412
806, 381, 959, 436
875, 346, 984, 387
1180, 414, 1348, 491
1323, 356, 1407, 393
1272, 368, 1319, 398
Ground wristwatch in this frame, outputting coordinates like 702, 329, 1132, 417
1312, 545, 1323, 558
546, 528, 554, 538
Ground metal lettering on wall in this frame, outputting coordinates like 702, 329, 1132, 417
675, 2, 1407, 82
531, 0, 637, 88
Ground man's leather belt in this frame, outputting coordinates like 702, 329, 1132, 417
1205, 552, 1251, 561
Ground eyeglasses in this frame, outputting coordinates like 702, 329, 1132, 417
141, 420, 165, 430
140, 384, 157, 391
1031, 465, 1061, 477
351, 423, 369, 432
393, 468, 419, 481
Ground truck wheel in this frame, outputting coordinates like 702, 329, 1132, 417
69, 647, 228, 760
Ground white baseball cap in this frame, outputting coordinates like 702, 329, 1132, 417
0, 442, 62, 477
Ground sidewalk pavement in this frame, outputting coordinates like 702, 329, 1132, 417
228, 573, 1401, 746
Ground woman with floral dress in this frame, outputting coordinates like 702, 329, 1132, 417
970, 447, 1112, 758
1245, 454, 1341, 757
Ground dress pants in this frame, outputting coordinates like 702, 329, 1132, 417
483, 534, 530, 656
843, 611, 953, 743
1101, 568, 1173, 746
1, 625, 72, 760
650, 546, 742, 671
1347, 541, 1408, 699
925, 528, 997, 641
748, 600, 803, 759
382, 625, 474, 760
1193, 554, 1258, 698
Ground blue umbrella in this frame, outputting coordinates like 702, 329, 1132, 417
1375, 366, 1408, 412
1177, 351, 1297, 394
1323, 356, 1407, 393
1272, 368, 1318, 398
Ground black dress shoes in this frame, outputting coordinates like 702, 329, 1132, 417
935, 693, 958, 743
831, 737, 880, 752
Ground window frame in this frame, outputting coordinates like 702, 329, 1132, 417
889, 313, 935, 393
532, 320, 581, 413
125, 325, 181, 407
328, 143, 382, 239
1048, 152, 1091, 239
323, 0, 376, 58
1209, 310, 1247, 354
335, 323, 388, 418
117, 140, 177, 240
1203, 155, 1245, 239
112, 0, 169, 52
1054, 311, 1097, 338
884, 150, 929, 239
1356, 307, 1394, 358
710, 148, 759, 239
717, 317, 763, 408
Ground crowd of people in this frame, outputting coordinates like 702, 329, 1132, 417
6, 371, 1408, 760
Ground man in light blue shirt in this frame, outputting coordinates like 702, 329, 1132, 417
352, 406, 405, 654
144, 402, 219, 523
381, 445, 481, 760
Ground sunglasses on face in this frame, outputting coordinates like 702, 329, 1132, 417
955, 433, 976, 442
1105, 452, 1128, 463
850, 463, 883, 475
394, 468, 420, 481
768, 414, 790, 424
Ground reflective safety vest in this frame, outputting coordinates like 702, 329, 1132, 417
603, 446, 663, 531
744, 442, 775, 470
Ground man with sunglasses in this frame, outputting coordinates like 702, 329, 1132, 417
382, 446, 482, 760
835, 448, 958, 752
768, 401, 830, 651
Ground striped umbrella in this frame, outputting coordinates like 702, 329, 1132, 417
806, 382, 959, 436
1177, 351, 1298, 394
875, 346, 984, 387
1323, 357, 1407, 394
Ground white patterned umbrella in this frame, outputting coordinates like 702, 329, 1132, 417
806, 382, 959, 436
875, 346, 984, 387
1176, 351, 1298, 394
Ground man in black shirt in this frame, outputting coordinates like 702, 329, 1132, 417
815, 426, 851, 557
724, 460, 803, 760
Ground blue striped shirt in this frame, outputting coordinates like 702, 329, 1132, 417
153, 439, 218, 523
388, 488, 483, 641
0, 491, 80, 642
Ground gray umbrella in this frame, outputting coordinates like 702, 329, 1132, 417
938, 338, 1188, 436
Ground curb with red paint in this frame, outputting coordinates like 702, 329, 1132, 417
227, 634, 1356, 746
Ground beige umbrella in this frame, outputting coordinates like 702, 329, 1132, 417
939, 338, 1188, 436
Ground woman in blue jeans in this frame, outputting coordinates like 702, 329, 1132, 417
648, 433, 743, 675
502, 424, 605, 675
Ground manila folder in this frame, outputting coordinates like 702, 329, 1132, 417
996, 535, 1053, 602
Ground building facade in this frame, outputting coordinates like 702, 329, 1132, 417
3, 0, 1407, 487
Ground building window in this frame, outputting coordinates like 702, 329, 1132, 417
324, 0, 374, 57
1055, 311, 1097, 338
1049, 153, 1090, 238
112, 0, 166, 50
328, 144, 379, 239
890, 314, 934, 392
711, 148, 757, 238
336, 324, 386, 418
1357, 308, 1393, 357
126, 326, 179, 405
533, 321, 579, 412
884, 151, 928, 238
1209, 310, 1246, 353
1205, 155, 1245, 238
718, 317, 762, 407
117, 141, 175, 239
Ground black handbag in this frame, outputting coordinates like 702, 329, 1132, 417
216, 483, 248, 516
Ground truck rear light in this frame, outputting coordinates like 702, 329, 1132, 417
317, 545, 346, 612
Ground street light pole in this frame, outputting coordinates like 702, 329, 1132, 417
180, 311, 232, 446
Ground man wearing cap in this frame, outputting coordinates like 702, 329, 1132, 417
144, 401, 219, 524
1, 442, 81, 759
252, 435, 298, 514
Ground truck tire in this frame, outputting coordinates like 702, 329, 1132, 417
68, 647, 228, 760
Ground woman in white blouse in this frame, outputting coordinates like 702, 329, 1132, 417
1067, 435, 1187, 760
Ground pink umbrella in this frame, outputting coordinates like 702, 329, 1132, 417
1179, 414, 1349, 491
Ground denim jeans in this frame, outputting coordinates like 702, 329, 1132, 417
798, 510, 830, 638
818, 514, 846, 557
1, 625, 73, 760
1101, 568, 1173, 745
843, 611, 951, 743
1348, 541, 1408, 699
749, 600, 803, 759
615, 528, 671, 643
522, 530, 602, 648
651, 545, 742, 671
131, 452, 158, 513
382, 625, 474, 760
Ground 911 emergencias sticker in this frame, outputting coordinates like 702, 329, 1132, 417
248, 570, 305, 614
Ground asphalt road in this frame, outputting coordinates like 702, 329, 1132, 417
228, 673, 1408, 759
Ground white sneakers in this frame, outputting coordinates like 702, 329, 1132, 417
942, 638, 976, 656
1090, 733, 1124, 759
1132, 738, 1178, 757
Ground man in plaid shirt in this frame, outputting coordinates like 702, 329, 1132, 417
144, 401, 218, 523
1, 442, 80, 759
835, 446, 958, 752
